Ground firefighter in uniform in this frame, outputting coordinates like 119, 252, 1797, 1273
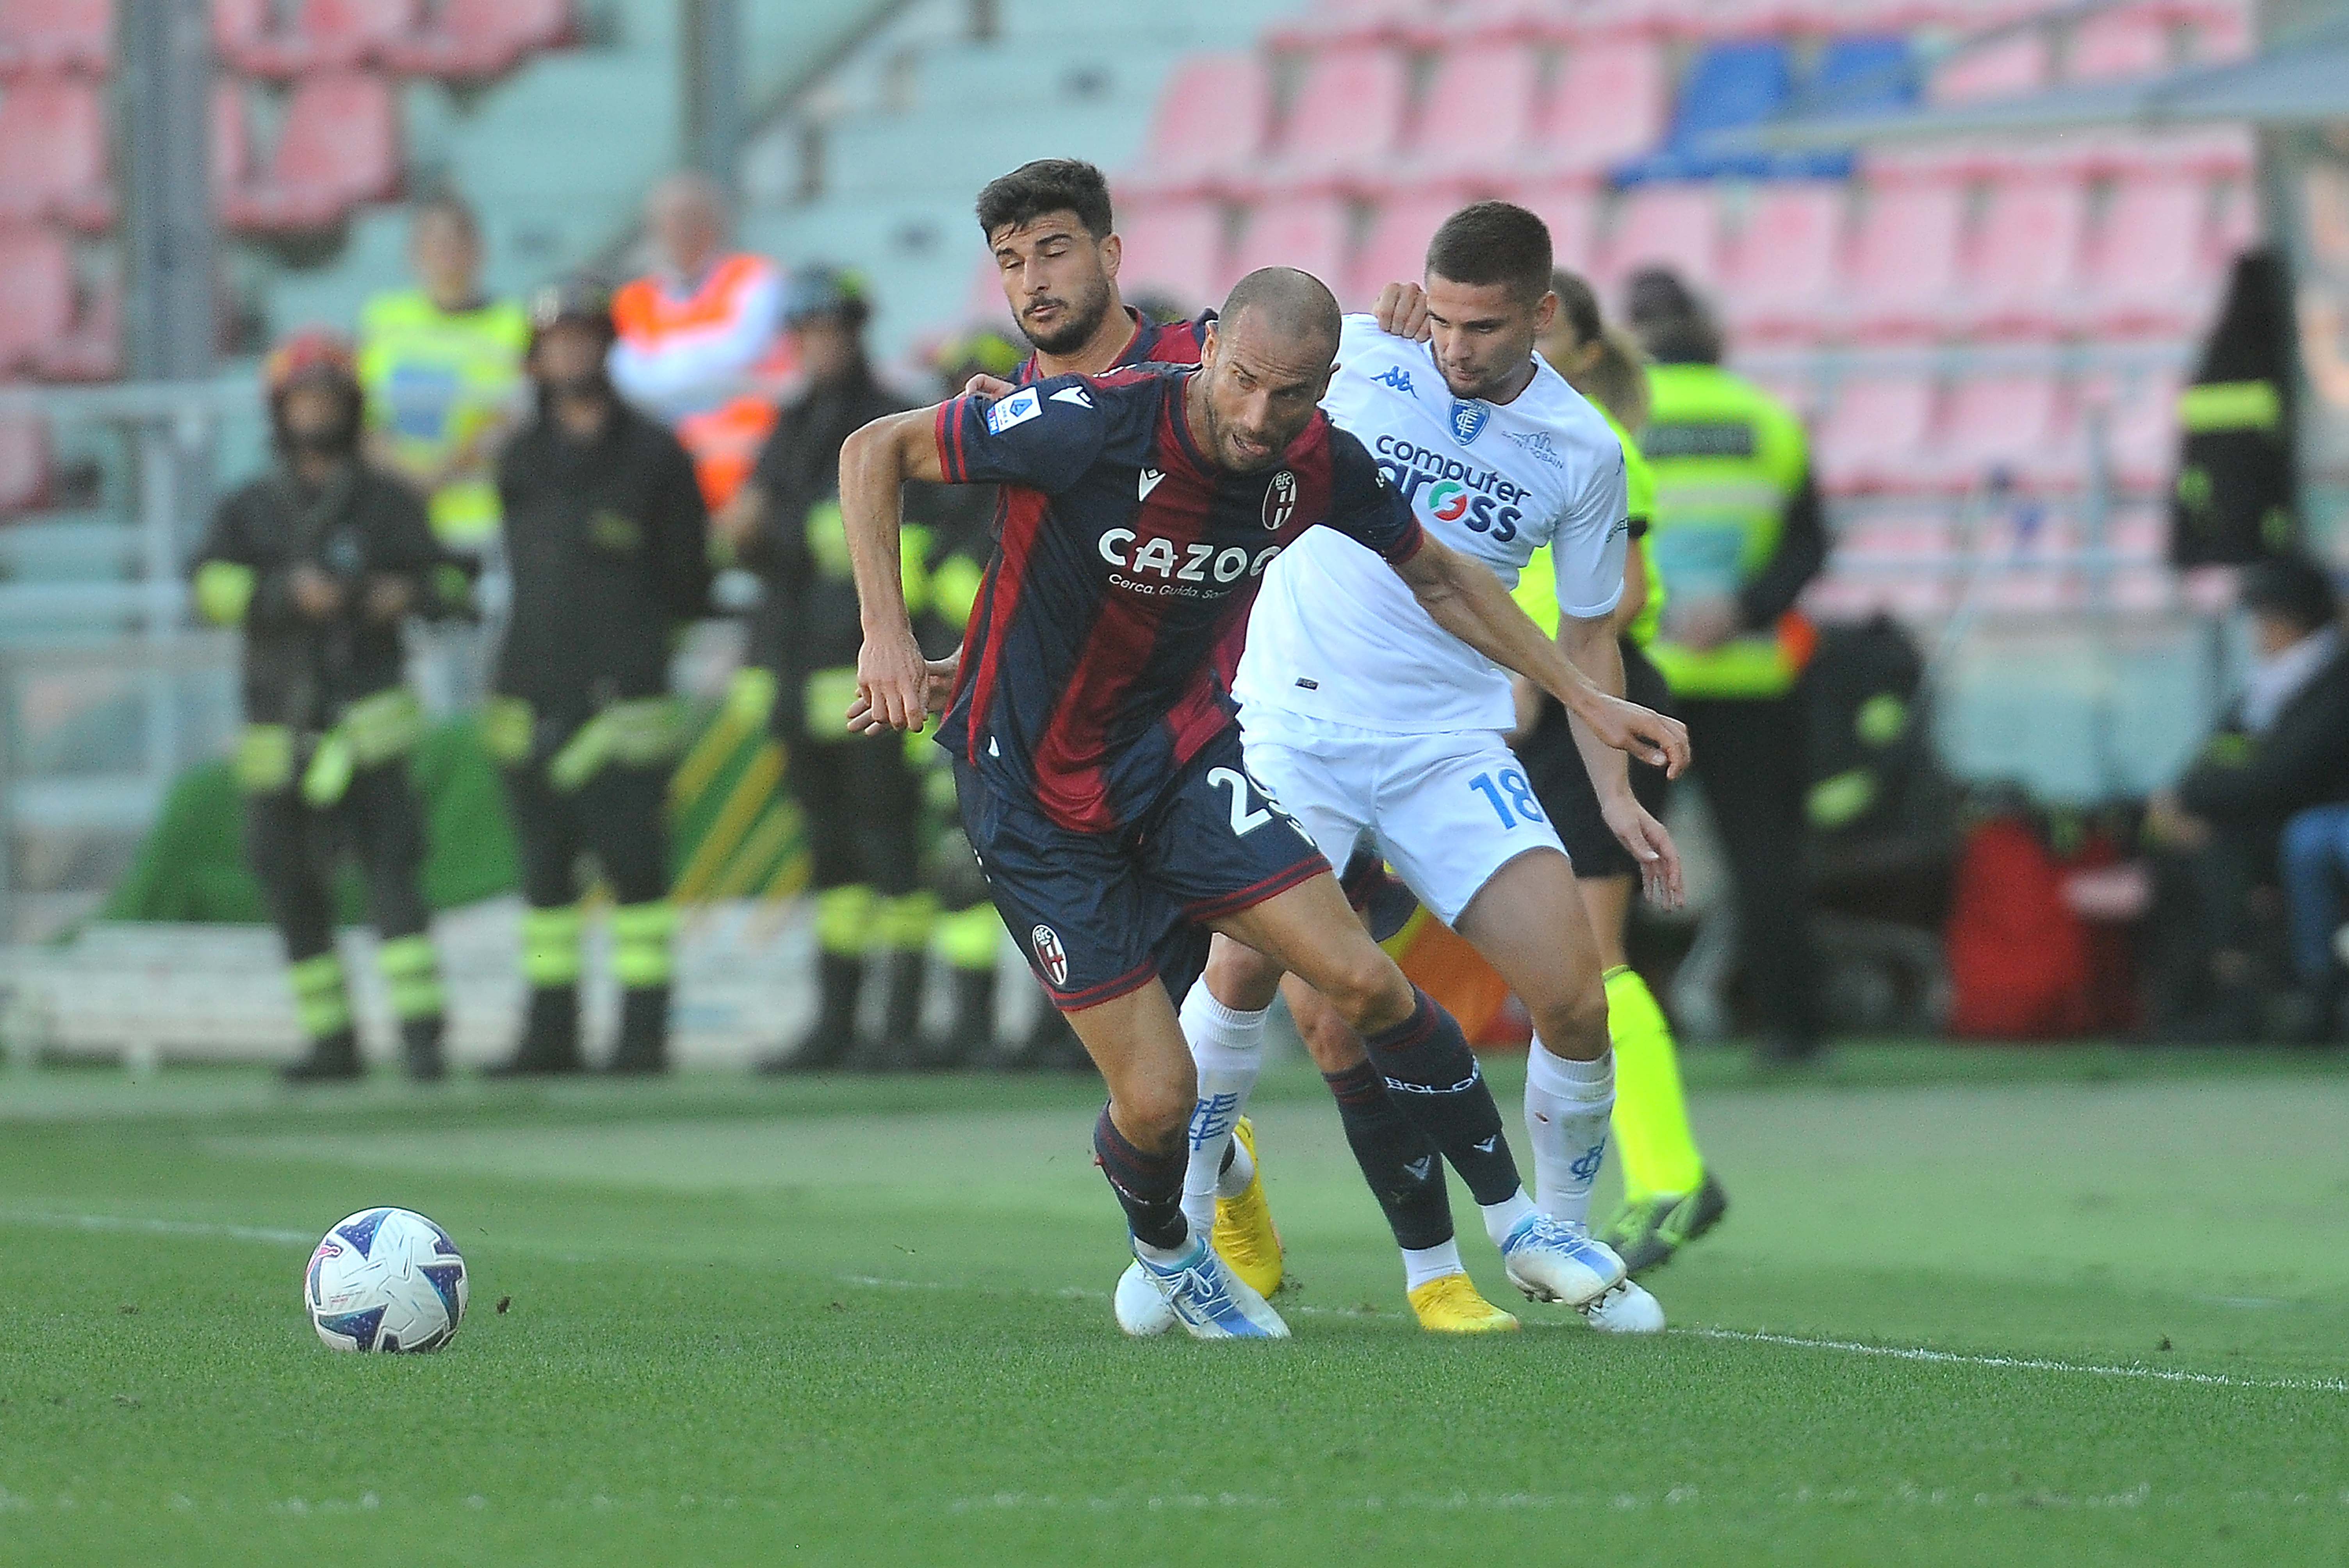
485, 280, 712, 1075
1625, 267, 1830, 1063
192, 332, 463, 1082
716, 267, 935, 1071
355, 192, 530, 561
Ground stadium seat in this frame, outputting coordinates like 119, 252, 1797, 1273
1927, 373, 2077, 493
212, 83, 253, 195
1961, 174, 2090, 337
1929, 30, 2049, 103
2068, 4, 2174, 80
223, 0, 419, 77
1833, 508, 1959, 570
1503, 175, 1598, 275
2208, 175, 2258, 262
1114, 197, 1229, 314
1614, 38, 1793, 183
2181, 0, 2252, 61
1120, 53, 1273, 200
0, 0, 111, 78
0, 400, 48, 514
2107, 501, 2168, 561
1401, 41, 1542, 185
223, 71, 401, 233
1265, 0, 1439, 50
1720, 181, 1846, 343
1230, 194, 1354, 303
0, 78, 109, 230
2087, 367, 2185, 493
1845, 177, 1967, 340
1351, 191, 1469, 304
0, 226, 71, 376
1258, 43, 1411, 194
2084, 175, 2214, 337
383, 0, 569, 80
1533, 34, 1671, 176
1599, 182, 1722, 298
1813, 372, 1939, 494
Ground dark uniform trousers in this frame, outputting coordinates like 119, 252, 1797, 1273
502, 757, 669, 913
246, 760, 431, 968
1680, 692, 1821, 1043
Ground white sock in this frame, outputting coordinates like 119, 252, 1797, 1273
1402, 1239, 1465, 1291
1479, 1188, 1536, 1248
1178, 985, 1269, 1235
1523, 1038, 1615, 1229
1134, 1233, 1195, 1268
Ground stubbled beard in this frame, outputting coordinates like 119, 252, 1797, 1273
1021, 285, 1111, 358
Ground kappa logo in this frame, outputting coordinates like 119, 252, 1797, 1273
1450, 399, 1491, 445
1261, 469, 1298, 531
1030, 924, 1069, 987
1138, 467, 1166, 501
984, 386, 1042, 435
1372, 364, 1416, 396
1049, 385, 1093, 408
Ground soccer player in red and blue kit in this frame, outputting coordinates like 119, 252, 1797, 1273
839, 266, 1687, 1339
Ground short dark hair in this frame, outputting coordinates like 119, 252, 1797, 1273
1220, 267, 1341, 363
2241, 552, 2340, 633
1550, 268, 1603, 349
1425, 201, 1552, 305
975, 159, 1114, 244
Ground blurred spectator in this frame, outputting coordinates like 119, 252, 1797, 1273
720, 267, 937, 1073
1626, 267, 1829, 1062
610, 171, 785, 507
2146, 554, 2349, 1041
190, 332, 463, 1084
2280, 802, 2349, 1044
356, 193, 529, 560
483, 279, 710, 1077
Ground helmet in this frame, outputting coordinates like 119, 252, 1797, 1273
930, 326, 1022, 381
263, 329, 358, 399
780, 264, 869, 330
528, 276, 616, 347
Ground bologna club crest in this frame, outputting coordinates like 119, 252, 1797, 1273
1262, 469, 1298, 531
1030, 924, 1069, 987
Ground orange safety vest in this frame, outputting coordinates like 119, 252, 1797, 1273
611, 252, 778, 349
614, 253, 788, 510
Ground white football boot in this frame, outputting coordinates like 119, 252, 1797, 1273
1579, 1279, 1666, 1334
1499, 1212, 1627, 1309
1132, 1235, 1290, 1340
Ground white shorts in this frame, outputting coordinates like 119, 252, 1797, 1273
1239, 709, 1567, 928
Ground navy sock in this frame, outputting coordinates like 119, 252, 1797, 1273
1358, 987, 1524, 1208
1322, 1060, 1455, 1251
1093, 1106, 1189, 1251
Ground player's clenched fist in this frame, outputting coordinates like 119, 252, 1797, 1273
1586, 695, 1691, 779
1372, 280, 1433, 342
851, 628, 933, 734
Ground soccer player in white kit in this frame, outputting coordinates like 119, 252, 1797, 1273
1134, 202, 1688, 1334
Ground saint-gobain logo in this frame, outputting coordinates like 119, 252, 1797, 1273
1262, 469, 1298, 530
1450, 399, 1491, 445
1030, 924, 1069, 987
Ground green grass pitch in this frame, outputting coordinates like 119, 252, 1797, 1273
2, 1044, 2346, 1566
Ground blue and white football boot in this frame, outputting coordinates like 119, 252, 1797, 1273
1131, 1234, 1290, 1340
1500, 1212, 1627, 1309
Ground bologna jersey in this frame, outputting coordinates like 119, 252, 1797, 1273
1235, 315, 1630, 736
1014, 306, 1212, 386
934, 364, 1424, 836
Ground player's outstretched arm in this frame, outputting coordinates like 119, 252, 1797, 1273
1392, 535, 1691, 778
840, 406, 952, 734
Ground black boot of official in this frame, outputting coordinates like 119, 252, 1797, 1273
281, 1026, 363, 1083
400, 1014, 447, 1083
609, 985, 670, 1075
927, 967, 996, 1072
761, 954, 865, 1073
488, 985, 585, 1076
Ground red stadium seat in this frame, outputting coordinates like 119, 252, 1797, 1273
1121, 53, 1273, 200
383, 0, 569, 79
0, 401, 49, 514
1929, 30, 2048, 103
2085, 367, 2185, 493
0, 226, 71, 375
1845, 178, 1966, 340
1265, 0, 1439, 50
1403, 42, 1542, 185
1230, 195, 1354, 303
2068, 5, 2173, 80
1262, 44, 1411, 193
2208, 174, 2258, 262
1600, 182, 1722, 298
1115, 197, 1230, 314
223, 71, 401, 232
1351, 191, 1469, 304
1720, 182, 1847, 344
1961, 175, 2089, 337
1534, 35, 1671, 175
2084, 175, 2215, 336
1814, 373, 1939, 494
1504, 175, 1598, 275
212, 83, 254, 195
225, 0, 417, 76
1928, 374, 2077, 493
0, 78, 109, 230
0, 0, 112, 78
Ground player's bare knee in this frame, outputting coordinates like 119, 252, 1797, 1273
1204, 936, 1284, 1012
1318, 944, 1413, 1035
1112, 1082, 1194, 1153
1534, 978, 1611, 1061
1285, 979, 1369, 1073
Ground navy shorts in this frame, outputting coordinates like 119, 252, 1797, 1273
954, 727, 1331, 1011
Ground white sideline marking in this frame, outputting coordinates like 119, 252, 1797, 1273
0, 1209, 313, 1246
1682, 1326, 2349, 1394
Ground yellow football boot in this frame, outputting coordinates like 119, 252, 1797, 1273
1210, 1116, 1284, 1297
1408, 1272, 1521, 1333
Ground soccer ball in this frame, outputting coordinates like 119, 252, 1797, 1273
305, 1207, 468, 1353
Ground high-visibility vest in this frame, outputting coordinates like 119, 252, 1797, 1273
355, 289, 530, 549
614, 254, 787, 508
1513, 408, 1665, 644
1640, 362, 1814, 699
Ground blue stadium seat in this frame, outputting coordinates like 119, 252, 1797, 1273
1613, 38, 1793, 184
